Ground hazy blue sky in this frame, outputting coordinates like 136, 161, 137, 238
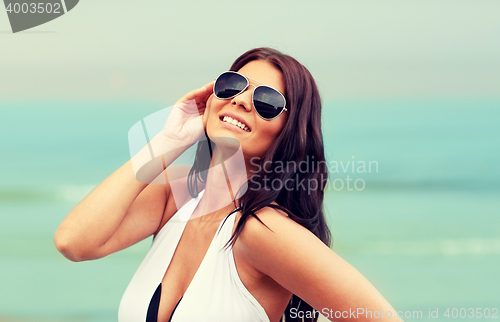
1, 0, 499, 102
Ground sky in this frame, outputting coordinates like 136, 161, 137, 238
1, 0, 499, 103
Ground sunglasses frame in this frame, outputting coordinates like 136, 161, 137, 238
213, 71, 288, 121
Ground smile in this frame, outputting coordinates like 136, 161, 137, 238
220, 116, 251, 132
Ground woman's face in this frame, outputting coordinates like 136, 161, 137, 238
206, 60, 287, 164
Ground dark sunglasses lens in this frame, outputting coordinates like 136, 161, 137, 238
214, 73, 247, 99
253, 86, 286, 119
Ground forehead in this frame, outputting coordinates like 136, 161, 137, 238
237, 60, 285, 95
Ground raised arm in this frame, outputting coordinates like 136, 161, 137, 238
54, 82, 214, 262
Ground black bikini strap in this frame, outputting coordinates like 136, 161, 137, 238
146, 283, 184, 322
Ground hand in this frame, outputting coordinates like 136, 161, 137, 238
161, 81, 215, 145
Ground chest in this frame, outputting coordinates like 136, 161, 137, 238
119, 209, 277, 322
157, 221, 222, 321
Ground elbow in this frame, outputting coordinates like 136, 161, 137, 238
53, 230, 95, 262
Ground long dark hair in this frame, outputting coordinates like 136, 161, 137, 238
187, 47, 331, 322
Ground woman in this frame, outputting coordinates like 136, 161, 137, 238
55, 48, 399, 322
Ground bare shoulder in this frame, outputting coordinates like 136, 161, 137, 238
235, 205, 321, 275
239, 204, 316, 243
234, 206, 400, 320
241, 206, 301, 236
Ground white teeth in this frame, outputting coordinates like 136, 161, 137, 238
221, 116, 250, 132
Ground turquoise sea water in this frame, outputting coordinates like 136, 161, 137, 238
1, 99, 499, 321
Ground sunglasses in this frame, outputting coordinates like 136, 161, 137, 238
213, 71, 287, 120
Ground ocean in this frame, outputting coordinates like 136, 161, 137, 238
1, 98, 499, 321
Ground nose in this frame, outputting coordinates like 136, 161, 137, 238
230, 84, 256, 112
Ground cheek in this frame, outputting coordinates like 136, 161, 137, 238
254, 125, 282, 153
207, 99, 222, 124
261, 119, 286, 140
206, 99, 229, 137
206, 96, 220, 116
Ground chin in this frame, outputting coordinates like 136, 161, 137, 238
210, 136, 241, 155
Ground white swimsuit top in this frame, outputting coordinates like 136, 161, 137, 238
118, 190, 270, 322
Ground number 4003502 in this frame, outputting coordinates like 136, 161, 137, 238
5, 2, 62, 14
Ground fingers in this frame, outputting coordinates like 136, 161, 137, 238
201, 80, 215, 92
197, 81, 215, 107
176, 81, 215, 106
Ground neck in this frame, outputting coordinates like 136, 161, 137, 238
191, 141, 248, 223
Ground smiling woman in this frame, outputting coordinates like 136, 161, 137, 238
54, 47, 401, 322
207, 60, 288, 170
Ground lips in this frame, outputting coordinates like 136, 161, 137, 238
219, 115, 251, 132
